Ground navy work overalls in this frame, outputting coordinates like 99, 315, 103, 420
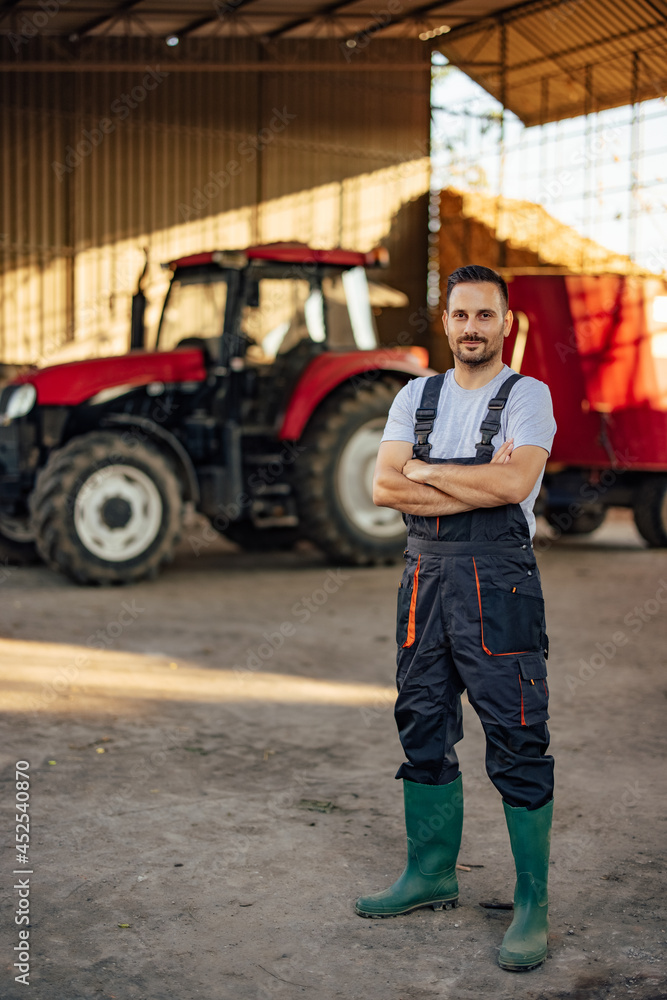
394, 373, 554, 809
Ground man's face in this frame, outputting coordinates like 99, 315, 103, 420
443, 282, 512, 367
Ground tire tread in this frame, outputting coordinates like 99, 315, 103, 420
30, 431, 184, 584
293, 377, 405, 566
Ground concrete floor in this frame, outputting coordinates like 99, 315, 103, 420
1, 510, 666, 1000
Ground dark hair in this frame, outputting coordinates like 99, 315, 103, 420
446, 265, 509, 315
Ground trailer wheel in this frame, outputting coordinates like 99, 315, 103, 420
293, 377, 406, 566
633, 476, 667, 547
545, 504, 607, 536
0, 514, 40, 565
30, 432, 184, 584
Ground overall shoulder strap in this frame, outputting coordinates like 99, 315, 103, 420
474, 372, 524, 463
413, 372, 446, 460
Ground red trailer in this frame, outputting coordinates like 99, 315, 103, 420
505, 273, 667, 544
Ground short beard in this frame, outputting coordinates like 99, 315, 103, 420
451, 342, 497, 367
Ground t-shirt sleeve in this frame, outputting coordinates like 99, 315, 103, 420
506, 378, 557, 455
380, 380, 418, 444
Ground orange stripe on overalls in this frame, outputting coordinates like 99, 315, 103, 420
402, 554, 421, 648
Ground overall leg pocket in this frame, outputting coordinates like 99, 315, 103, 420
517, 652, 549, 726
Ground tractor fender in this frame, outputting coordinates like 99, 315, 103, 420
278, 349, 433, 441
101, 412, 200, 504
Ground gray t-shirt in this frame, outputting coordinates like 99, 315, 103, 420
381, 365, 557, 538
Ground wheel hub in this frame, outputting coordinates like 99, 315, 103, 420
101, 496, 132, 529
73, 464, 163, 562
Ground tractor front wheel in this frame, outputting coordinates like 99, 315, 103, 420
293, 377, 406, 565
633, 475, 667, 547
30, 432, 184, 584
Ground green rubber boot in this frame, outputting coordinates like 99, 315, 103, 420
498, 798, 553, 971
355, 774, 463, 918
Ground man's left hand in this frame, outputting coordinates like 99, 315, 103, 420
403, 459, 432, 484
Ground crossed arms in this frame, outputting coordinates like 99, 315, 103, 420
372, 439, 549, 517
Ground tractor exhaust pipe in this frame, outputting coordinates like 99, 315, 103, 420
130, 247, 149, 351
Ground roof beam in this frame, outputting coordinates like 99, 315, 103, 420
70, 0, 148, 40
638, 0, 667, 19
347, 0, 460, 43
0, 59, 431, 71
509, 12, 584, 88
494, 35, 667, 91
508, 19, 667, 74
268, 0, 459, 42
0, 0, 29, 27
176, 0, 261, 39
266, 0, 361, 41
438, 0, 582, 42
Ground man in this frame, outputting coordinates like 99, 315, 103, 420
355, 265, 556, 972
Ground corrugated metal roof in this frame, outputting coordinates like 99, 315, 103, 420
434, 0, 667, 124
1, 1, 665, 122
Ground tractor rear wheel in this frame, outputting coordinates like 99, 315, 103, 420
30, 432, 184, 584
633, 475, 667, 547
293, 377, 406, 565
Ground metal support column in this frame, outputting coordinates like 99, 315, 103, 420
496, 14, 507, 267
629, 51, 640, 262
583, 63, 593, 269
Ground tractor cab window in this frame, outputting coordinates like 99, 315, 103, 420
323, 266, 379, 350
243, 278, 325, 364
158, 273, 227, 353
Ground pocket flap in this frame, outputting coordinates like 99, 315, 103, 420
517, 651, 548, 681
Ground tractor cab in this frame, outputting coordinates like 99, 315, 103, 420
152, 244, 390, 364
148, 242, 402, 445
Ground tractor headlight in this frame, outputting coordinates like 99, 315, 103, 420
5, 383, 37, 419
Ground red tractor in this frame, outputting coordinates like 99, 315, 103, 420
0, 243, 431, 583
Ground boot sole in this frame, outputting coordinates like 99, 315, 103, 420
498, 954, 546, 972
355, 898, 458, 919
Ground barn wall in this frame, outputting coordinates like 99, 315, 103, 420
0, 39, 430, 365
